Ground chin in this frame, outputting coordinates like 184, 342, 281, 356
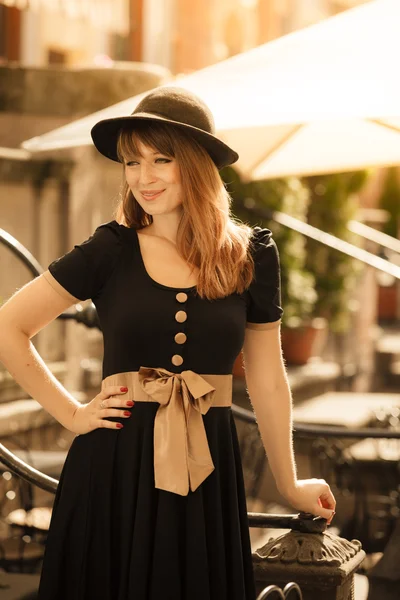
143, 206, 165, 215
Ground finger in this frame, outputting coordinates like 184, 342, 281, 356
105, 398, 135, 408
98, 397, 135, 410
320, 490, 336, 511
327, 510, 336, 526
101, 409, 132, 419
321, 498, 336, 511
98, 386, 129, 399
315, 505, 335, 521
98, 418, 124, 430
316, 482, 336, 508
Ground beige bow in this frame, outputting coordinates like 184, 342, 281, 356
138, 366, 216, 496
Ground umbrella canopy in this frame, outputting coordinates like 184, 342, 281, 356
22, 0, 400, 180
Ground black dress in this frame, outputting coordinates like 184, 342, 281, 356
37, 221, 283, 600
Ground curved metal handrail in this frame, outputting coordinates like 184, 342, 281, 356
0, 440, 327, 532
0, 227, 44, 277
0, 228, 100, 328
0, 442, 58, 495
2, 404, 400, 496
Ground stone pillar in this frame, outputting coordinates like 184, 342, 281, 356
253, 530, 365, 600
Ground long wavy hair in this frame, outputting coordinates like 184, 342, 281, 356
114, 121, 255, 300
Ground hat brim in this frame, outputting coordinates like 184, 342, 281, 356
90, 113, 239, 169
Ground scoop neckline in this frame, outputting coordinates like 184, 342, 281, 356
113, 220, 197, 292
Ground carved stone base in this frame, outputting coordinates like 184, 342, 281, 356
253, 530, 366, 600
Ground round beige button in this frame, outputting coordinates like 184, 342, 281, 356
174, 332, 187, 344
171, 354, 184, 366
176, 292, 188, 303
175, 310, 187, 323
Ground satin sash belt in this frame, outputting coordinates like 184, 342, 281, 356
102, 367, 232, 496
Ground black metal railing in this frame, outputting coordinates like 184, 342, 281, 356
2, 410, 400, 524
1, 220, 398, 600
0, 439, 327, 532
233, 404, 400, 439
1, 217, 399, 540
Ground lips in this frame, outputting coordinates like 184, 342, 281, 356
141, 190, 165, 201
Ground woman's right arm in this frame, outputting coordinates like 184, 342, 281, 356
0, 274, 129, 433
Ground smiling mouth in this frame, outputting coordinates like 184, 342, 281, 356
141, 190, 165, 200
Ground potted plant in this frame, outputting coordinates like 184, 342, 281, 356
303, 171, 369, 335
222, 168, 321, 367
376, 167, 400, 320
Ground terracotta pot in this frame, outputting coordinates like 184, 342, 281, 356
377, 284, 398, 320
233, 318, 327, 374
281, 318, 327, 366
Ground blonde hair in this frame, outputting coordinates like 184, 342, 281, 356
115, 121, 255, 300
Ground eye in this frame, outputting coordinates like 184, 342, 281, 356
125, 157, 172, 166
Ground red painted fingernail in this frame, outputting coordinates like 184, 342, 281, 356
123, 411, 131, 417
120, 386, 128, 392
126, 401, 134, 407
116, 423, 124, 429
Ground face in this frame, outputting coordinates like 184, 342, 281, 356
124, 140, 183, 218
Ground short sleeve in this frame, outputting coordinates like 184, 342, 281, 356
246, 226, 284, 330
42, 221, 123, 302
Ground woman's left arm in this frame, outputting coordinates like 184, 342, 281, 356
242, 322, 336, 523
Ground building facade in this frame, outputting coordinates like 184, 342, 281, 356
1, 0, 370, 72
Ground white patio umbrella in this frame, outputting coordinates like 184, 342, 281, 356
22, 0, 400, 180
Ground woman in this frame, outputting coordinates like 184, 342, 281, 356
0, 86, 335, 600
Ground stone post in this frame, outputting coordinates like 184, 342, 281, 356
253, 530, 365, 600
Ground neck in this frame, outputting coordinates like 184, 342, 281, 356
147, 214, 181, 244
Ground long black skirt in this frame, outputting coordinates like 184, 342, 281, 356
37, 403, 256, 600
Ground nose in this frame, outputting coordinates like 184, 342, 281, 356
139, 162, 157, 185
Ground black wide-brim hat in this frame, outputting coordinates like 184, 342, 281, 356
90, 86, 239, 169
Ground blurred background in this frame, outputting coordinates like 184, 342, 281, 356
0, 1, 400, 599
0, 0, 370, 71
